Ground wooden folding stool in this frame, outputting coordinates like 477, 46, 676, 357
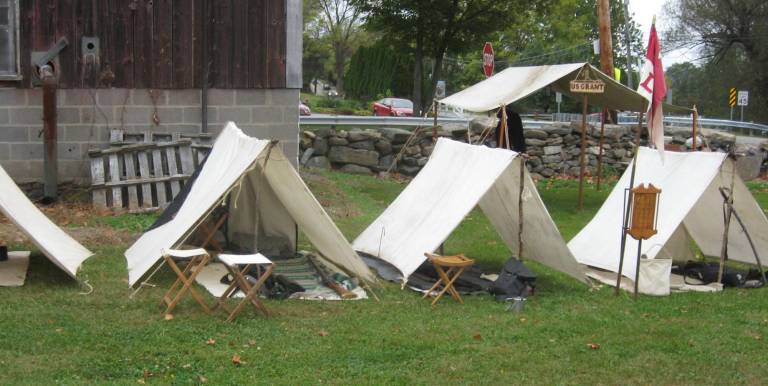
423, 253, 475, 306
216, 253, 275, 322
160, 248, 212, 315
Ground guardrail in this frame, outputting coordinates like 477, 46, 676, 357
299, 114, 768, 136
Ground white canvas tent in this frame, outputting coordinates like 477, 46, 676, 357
0, 164, 93, 279
438, 62, 690, 114
353, 138, 587, 283
569, 148, 768, 294
125, 122, 377, 287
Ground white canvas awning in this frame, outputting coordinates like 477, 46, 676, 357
125, 122, 376, 287
569, 148, 768, 283
439, 62, 691, 114
353, 138, 586, 283
0, 165, 93, 279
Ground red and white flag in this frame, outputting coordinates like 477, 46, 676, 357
637, 22, 667, 160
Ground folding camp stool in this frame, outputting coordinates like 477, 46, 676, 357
423, 253, 475, 306
160, 248, 212, 316
216, 253, 275, 322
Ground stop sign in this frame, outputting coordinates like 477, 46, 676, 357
482, 42, 494, 77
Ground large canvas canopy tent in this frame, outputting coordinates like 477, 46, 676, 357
0, 164, 93, 280
569, 148, 768, 294
438, 62, 690, 114
353, 138, 586, 283
125, 122, 377, 288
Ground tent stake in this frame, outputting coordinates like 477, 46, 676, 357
596, 108, 607, 191
578, 95, 588, 210
615, 107, 644, 295
633, 239, 642, 298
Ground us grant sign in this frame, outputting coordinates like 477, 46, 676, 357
570, 80, 605, 93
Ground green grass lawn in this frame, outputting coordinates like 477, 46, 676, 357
1, 173, 767, 385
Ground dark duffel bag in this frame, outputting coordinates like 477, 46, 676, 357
489, 257, 536, 301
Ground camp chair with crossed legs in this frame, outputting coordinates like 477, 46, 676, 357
160, 248, 212, 316
423, 253, 475, 306
216, 253, 275, 322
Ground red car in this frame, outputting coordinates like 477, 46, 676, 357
373, 98, 413, 117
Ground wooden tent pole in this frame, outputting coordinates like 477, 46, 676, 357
691, 105, 699, 151
578, 95, 588, 210
596, 107, 607, 191
718, 158, 737, 283
498, 104, 509, 149
518, 155, 525, 260
432, 101, 438, 143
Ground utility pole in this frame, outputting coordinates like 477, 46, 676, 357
597, 0, 616, 123
597, 0, 614, 79
623, 0, 634, 89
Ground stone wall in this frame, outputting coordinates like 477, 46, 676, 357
0, 88, 299, 184
299, 122, 768, 180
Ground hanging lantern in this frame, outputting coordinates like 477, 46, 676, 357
628, 184, 661, 240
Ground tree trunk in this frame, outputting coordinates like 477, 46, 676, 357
413, 26, 424, 115
334, 43, 345, 95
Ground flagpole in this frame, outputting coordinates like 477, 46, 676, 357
615, 103, 644, 295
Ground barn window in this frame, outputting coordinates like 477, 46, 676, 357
0, 0, 20, 79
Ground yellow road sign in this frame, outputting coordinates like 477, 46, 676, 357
729, 87, 737, 107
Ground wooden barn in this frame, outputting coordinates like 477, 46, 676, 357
0, 0, 302, 194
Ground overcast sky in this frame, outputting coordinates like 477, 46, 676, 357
628, 0, 697, 65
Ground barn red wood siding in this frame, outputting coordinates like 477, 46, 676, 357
13, 0, 287, 89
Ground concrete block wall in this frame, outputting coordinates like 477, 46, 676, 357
0, 88, 299, 184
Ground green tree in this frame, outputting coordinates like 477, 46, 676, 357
664, 0, 768, 122
356, 0, 527, 114
316, 0, 364, 95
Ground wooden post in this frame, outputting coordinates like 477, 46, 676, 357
517, 156, 525, 260
432, 102, 438, 143
578, 95, 588, 210
691, 105, 699, 151
635, 110, 644, 147
596, 108, 607, 191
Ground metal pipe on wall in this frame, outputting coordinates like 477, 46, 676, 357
41, 65, 58, 200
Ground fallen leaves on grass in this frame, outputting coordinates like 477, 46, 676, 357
164, 314, 174, 321
472, 334, 483, 341
318, 330, 329, 337
232, 353, 243, 366
198, 375, 208, 383
206, 338, 216, 346
587, 343, 600, 350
